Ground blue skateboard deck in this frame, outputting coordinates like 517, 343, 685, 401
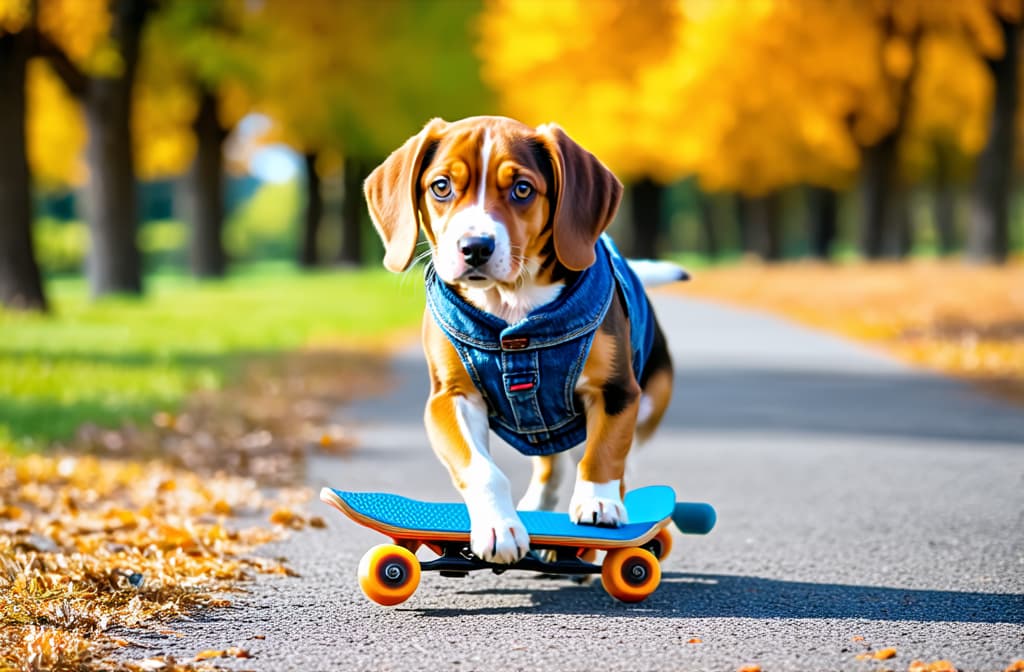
321, 485, 715, 605
321, 485, 678, 549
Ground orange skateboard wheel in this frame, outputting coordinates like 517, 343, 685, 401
650, 527, 673, 560
601, 547, 661, 603
358, 544, 421, 606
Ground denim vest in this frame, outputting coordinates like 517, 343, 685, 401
426, 235, 655, 456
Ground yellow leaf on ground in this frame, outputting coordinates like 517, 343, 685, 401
269, 507, 298, 526
910, 660, 958, 672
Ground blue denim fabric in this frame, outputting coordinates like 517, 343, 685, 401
426, 235, 655, 456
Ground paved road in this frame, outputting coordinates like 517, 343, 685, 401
130, 294, 1024, 671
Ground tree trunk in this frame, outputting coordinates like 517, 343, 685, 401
743, 193, 783, 261
968, 16, 1019, 264
300, 152, 322, 267
338, 157, 367, 266
628, 177, 664, 258
806, 185, 838, 260
860, 137, 912, 259
81, 0, 149, 296
696, 189, 719, 258
932, 142, 958, 255
857, 20, 921, 261
0, 32, 47, 311
187, 87, 228, 278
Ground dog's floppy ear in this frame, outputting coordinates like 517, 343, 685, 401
537, 123, 623, 271
364, 118, 448, 272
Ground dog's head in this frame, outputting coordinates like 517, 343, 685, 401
364, 116, 622, 290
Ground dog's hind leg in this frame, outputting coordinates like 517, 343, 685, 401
518, 453, 569, 512
636, 316, 673, 444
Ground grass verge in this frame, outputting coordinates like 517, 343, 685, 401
0, 264, 424, 454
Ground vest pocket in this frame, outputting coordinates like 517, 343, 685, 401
503, 372, 538, 395
501, 371, 547, 432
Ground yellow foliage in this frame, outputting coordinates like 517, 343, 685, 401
479, 0, 681, 181
0, 0, 30, 34
247, 0, 344, 153
26, 59, 87, 188
133, 76, 197, 180
479, 0, 1018, 193
903, 33, 992, 178
36, 0, 114, 74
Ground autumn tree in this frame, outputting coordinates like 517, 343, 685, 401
140, 0, 262, 277
0, 1, 46, 310
631, 1, 872, 259
479, 0, 682, 259
31, 0, 153, 296
968, 5, 1022, 263
255, 0, 491, 267
247, 0, 370, 267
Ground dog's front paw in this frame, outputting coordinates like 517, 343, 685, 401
469, 512, 530, 564
569, 479, 628, 527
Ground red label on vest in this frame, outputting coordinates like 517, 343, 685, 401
508, 382, 534, 392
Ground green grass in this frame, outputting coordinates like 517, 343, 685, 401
0, 264, 424, 454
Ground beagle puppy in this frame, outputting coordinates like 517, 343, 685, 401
364, 116, 677, 564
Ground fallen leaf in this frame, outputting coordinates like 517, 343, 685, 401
195, 649, 226, 661
0, 505, 24, 519
910, 661, 959, 672
738, 665, 761, 672
227, 647, 251, 658
927, 661, 956, 672
269, 507, 298, 527
875, 648, 897, 660
688, 637, 702, 644
1006, 661, 1024, 672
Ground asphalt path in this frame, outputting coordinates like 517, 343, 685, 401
127, 293, 1024, 671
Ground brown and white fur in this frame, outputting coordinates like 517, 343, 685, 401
364, 116, 677, 564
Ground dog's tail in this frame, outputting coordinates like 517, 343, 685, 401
626, 259, 690, 288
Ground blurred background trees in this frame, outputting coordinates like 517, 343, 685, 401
1, 0, 1022, 311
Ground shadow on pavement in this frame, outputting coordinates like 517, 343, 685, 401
412, 572, 1023, 624
659, 573, 1023, 623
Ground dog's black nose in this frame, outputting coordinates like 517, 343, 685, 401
459, 235, 495, 268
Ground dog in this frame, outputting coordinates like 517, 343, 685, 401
364, 116, 681, 564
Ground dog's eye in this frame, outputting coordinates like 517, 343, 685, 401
430, 177, 453, 201
511, 180, 534, 202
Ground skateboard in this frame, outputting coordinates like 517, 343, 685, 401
320, 485, 716, 605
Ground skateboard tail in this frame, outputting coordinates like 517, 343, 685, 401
672, 502, 716, 535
